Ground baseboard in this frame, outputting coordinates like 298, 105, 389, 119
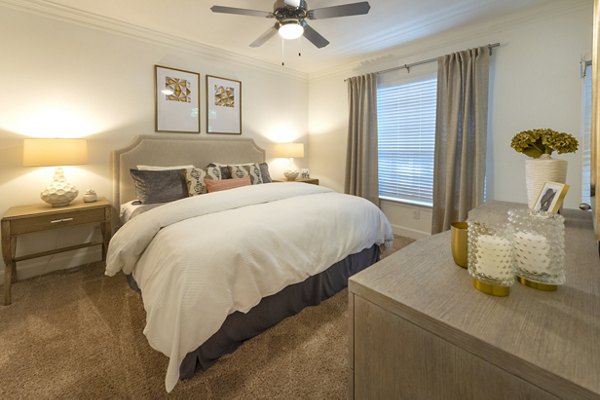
390, 224, 430, 240
0, 247, 102, 286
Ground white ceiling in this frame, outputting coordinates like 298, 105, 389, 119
42, 0, 555, 73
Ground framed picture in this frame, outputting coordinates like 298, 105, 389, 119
533, 182, 570, 213
206, 75, 242, 135
155, 65, 200, 133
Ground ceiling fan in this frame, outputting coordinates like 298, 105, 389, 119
210, 0, 371, 49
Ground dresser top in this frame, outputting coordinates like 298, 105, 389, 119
350, 201, 600, 398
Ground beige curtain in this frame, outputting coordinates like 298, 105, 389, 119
345, 73, 379, 205
431, 47, 490, 233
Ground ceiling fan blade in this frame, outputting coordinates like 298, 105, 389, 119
210, 6, 274, 18
300, 21, 329, 48
249, 25, 278, 47
307, 2, 370, 19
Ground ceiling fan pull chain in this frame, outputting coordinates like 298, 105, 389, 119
281, 38, 286, 66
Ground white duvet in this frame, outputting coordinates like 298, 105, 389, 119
105, 182, 393, 392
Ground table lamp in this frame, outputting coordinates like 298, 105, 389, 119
272, 142, 304, 181
23, 138, 88, 207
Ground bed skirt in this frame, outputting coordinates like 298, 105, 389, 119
127, 244, 380, 380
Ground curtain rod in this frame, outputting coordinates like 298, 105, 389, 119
344, 43, 501, 82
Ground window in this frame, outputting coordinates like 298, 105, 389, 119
377, 77, 437, 206
582, 62, 592, 205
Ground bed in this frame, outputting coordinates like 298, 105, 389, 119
105, 135, 393, 392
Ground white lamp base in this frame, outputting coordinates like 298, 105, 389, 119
41, 167, 79, 207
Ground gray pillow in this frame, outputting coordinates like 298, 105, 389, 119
130, 169, 188, 204
259, 162, 272, 183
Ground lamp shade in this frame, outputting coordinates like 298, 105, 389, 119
23, 138, 88, 167
272, 143, 304, 159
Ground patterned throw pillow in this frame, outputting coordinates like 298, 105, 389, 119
228, 163, 263, 185
208, 162, 271, 183
207, 162, 232, 179
205, 176, 251, 193
185, 166, 222, 196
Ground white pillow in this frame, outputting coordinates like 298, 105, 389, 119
136, 164, 195, 171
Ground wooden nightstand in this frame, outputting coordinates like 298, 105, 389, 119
1, 198, 112, 305
273, 178, 319, 185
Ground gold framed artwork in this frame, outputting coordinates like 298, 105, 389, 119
206, 75, 242, 135
154, 65, 200, 133
533, 182, 570, 213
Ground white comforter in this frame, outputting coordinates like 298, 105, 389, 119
105, 182, 393, 392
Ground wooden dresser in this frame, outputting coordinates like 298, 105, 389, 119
349, 201, 600, 399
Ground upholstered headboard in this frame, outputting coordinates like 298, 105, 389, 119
112, 135, 266, 206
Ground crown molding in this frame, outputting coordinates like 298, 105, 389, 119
308, 0, 592, 81
0, 0, 309, 82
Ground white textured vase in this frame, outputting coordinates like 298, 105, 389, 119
41, 167, 79, 207
525, 155, 567, 208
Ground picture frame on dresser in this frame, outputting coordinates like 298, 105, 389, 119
154, 65, 200, 133
533, 182, 569, 213
206, 75, 242, 135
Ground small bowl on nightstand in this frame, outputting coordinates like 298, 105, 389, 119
284, 170, 299, 181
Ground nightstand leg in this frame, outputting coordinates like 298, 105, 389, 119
4, 263, 13, 306
9, 237, 16, 283
102, 208, 112, 262
1, 221, 15, 305
100, 219, 112, 262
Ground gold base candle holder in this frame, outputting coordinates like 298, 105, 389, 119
473, 279, 510, 297
508, 209, 565, 290
468, 221, 514, 297
516, 277, 558, 291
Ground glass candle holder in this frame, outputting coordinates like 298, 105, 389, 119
508, 209, 565, 291
468, 221, 514, 296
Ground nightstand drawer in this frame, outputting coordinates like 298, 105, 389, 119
10, 208, 106, 235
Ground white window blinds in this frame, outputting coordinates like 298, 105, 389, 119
377, 78, 437, 206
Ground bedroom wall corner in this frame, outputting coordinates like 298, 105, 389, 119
308, 72, 349, 193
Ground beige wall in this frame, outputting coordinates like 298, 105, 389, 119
308, 1, 593, 238
0, 6, 309, 282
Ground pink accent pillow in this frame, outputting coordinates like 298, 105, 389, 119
205, 176, 251, 193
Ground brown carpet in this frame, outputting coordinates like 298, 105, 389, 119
0, 235, 415, 399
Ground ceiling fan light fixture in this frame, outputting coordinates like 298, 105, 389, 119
278, 20, 304, 40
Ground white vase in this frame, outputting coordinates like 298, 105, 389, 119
41, 167, 79, 207
525, 155, 567, 208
